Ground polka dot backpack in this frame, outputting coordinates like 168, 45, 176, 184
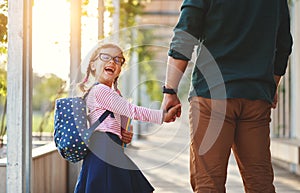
54, 96, 113, 163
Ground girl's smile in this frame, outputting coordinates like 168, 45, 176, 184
104, 65, 116, 75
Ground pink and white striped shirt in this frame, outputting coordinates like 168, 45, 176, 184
86, 84, 163, 139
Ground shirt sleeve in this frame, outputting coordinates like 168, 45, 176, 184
168, 0, 208, 60
92, 84, 163, 124
274, 0, 293, 76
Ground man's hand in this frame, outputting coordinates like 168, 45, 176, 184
271, 90, 278, 109
161, 56, 187, 122
272, 75, 281, 109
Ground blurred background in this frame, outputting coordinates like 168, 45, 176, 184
0, 0, 300, 193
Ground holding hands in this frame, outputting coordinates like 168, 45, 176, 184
163, 103, 181, 122
162, 93, 182, 122
121, 89, 182, 145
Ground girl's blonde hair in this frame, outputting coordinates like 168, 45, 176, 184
78, 43, 124, 94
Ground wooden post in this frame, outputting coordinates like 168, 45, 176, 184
7, 0, 32, 192
98, 0, 104, 40
70, 0, 82, 92
68, 1, 82, 192
112, 0, 120, 42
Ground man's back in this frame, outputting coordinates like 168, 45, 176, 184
169, 0, 293, 102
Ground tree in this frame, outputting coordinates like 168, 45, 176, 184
0, 0, 7, 105
33, 73, 66, 136
33, 73, 66, 111
0, 67, 6, 143
0, 0, 7, 145
107, 0, 163, 101
0, 0, 7, 38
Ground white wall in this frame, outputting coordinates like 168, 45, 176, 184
290, 1, 300, 139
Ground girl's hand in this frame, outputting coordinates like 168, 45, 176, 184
163, 104, 181, 122
121, 125, 133, 144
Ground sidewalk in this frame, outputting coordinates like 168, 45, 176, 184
125, 106, 300, 193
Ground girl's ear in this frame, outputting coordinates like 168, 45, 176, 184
90, 61, 96, 71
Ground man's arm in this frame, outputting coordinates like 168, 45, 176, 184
162, 1, 207, 120
162, 56, 188, 120
165, 56, 188, 89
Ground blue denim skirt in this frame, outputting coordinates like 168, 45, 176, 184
74, 132, 154, 193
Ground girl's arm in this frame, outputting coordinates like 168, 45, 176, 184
93, 84, 163, 124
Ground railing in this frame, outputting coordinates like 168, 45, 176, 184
270, 61, 300, 175
0, 142, 67, 193
271, 61, 291, 138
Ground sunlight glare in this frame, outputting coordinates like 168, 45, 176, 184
33, 0, 111, 81
32, 0, 70, 80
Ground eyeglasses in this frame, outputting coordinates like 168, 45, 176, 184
98, 53, 125, 65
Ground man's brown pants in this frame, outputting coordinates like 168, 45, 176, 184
189, 97, 276, 193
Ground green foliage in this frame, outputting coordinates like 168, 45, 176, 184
0, 0, 8, 138
120, 0, 144, 28
105, 0, 146, 29
119, 0, 162, 101
0, 72, 67, 136
81, 0, 92, 16
0, 0, 8, 63
136, 30, 163, 101
0, 0, 8, 44
0, 67, 6, 98
32, 73, 67, 134
66, 0, 89, 16
33, 73, 66, 111
33, 112, 54, 133
288, 0, 300, 6
0, 65, 6, 137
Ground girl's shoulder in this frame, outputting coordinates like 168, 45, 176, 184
86, 84, 113, 106
92, 83, 112, 92
94, 83, 110, 89
91, 83, 119, 96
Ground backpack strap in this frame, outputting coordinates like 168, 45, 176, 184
89, 110, 114, 131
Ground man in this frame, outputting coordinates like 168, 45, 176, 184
162, 0, 293, 192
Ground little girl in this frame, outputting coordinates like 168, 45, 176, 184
74, 43, 181, 193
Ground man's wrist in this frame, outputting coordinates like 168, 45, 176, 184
162, 86, 177, 95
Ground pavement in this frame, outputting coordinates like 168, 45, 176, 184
124, 103, 300, 193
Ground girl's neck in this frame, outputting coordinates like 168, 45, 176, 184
98, 80, 113, 88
